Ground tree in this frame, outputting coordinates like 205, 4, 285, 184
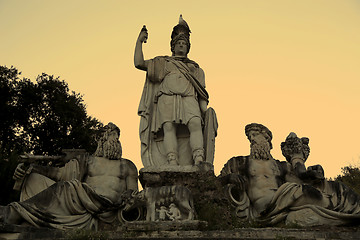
335, 165, 360, 195
0, 65, 102, 204
0, 66, 22, 155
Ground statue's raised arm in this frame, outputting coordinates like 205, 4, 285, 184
135, 15, 217, 169
134, 25, 148, 71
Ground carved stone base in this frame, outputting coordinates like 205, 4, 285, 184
139, 162, 213, 188
138, 166, 240, 230
137, 166, 215, 223
2, 223, 360, 240
121, 220, 208, 231
286, 208, 347, 227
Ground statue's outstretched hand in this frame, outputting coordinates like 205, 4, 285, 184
137, 25, 148, 43
13, 163, 27, 181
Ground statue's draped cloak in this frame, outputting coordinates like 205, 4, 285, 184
9, 156, 117, 230
138, 56, 208, 167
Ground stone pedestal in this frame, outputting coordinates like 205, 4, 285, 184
122, 220, 208, 232
2, 223, 360, 240
138, 164, 238, 230
139, 162, 214, 188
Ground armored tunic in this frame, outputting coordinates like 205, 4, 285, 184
154, 56, 204, 132
138, 56, 208, 166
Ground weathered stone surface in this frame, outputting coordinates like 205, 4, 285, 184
139, 168, 239, 230
122, 185, 195, 222
135, 15, 217, 168
121, 220, 207, 232
1, 123, 138, 230
286, 208, 346, 227
220, 123, 360, 227
117, 228, 360, 240
139, 163, 213, 188
0, 223, 64, 240
1, 223, 360, 240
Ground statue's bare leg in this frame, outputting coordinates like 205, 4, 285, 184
163, 122, 178, 165
187, 117, 204, 165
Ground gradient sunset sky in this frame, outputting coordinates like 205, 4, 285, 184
1, 0, 359, 178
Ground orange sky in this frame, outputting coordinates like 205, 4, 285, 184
1, 0, 359, 178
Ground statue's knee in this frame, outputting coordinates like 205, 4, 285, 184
163, 122, 176, 133
187, 117, 202, 132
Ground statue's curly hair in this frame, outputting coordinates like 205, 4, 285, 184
245, 123, 273, 149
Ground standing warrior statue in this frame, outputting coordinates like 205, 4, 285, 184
135, 15, 217, 167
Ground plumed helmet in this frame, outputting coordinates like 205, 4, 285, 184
170, 14, 191, 54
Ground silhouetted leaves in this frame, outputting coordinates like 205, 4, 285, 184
0, 65, 102, 204
335, 165, 360, 195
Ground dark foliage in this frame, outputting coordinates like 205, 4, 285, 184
335, 165, 360, 195
0, 65, 102, 204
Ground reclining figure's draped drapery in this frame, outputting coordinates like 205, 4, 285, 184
10, 156, 117, 230
222, 156, 360, 226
